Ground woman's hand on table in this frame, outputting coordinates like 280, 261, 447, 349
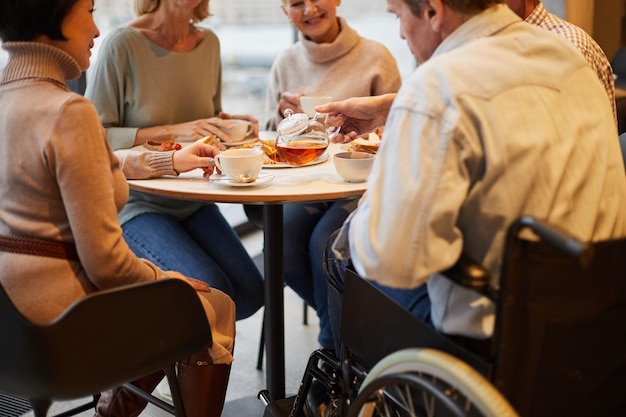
172, 142, 220, 178
316, 94, 396, 143
136, 114, 259, 146
148, 118, 230, 143
150, 115, 257, 143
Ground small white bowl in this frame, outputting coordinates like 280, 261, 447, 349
333, 151, 375, 182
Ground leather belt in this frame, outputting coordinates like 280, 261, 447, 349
0, 235, 79, 262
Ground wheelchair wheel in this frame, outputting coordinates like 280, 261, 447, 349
347, 348, 518, 417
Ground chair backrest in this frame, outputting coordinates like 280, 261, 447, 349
0, 279, 211, 401
617, 98, 626, 136
619, 132, 626, 167
492, 219, 626, 417
612, 48, 626, 89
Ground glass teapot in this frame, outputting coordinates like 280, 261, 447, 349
275, 109, 340, 166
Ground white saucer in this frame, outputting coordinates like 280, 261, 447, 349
209, 172, 274, 187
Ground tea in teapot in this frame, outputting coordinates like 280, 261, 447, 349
276, 109, 339, 166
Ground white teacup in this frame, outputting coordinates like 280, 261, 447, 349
333, 151, 375, 182
222, 119, 255, 142
300, 96, 332, 118
215, 148, 264, 182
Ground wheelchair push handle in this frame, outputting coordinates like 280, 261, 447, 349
512, 216, 589, 259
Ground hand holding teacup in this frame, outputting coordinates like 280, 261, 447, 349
217, 112, 259, 143
278, 93, 332, 122
221, 119, 255, 142
171, 141, 221, 178
299, 95, 332, 118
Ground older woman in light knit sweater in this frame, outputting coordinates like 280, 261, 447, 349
264, 0, 401, 130
261, 0, 402, 355
0, 1, 234, 416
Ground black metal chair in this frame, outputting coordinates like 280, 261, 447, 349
261, 217, 626, 417
0, 278, 212, 417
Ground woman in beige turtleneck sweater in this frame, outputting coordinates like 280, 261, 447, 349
0, 1, 234, 416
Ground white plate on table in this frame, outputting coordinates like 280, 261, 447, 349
209, 171, 274, 187
263, 152, 329, 169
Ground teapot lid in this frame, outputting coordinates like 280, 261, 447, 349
277, 109, 310, 137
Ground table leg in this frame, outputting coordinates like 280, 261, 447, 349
263, 204, 285, 400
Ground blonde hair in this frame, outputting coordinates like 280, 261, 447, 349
134, 0, 211, 23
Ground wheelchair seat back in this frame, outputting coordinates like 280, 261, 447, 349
493, 233, 626, 416
340, 218, 626, 417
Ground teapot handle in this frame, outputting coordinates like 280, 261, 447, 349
314, 112, 341, 140
326, 125, 341, 140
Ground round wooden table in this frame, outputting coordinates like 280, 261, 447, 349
126, 143, 367, 399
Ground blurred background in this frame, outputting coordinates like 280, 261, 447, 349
2, 0, 623, 121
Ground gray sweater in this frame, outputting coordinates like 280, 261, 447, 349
86, 26, 223, 224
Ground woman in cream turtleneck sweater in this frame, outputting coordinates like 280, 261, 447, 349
0, 1, 234, 416
263, 0, 402, 355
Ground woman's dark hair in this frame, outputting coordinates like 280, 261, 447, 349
0, 0, 81, 42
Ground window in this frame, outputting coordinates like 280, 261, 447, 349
1, 0, 412, 121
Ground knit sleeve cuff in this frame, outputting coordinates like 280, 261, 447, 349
146, 151, 178, 177
118, 150, 178, 179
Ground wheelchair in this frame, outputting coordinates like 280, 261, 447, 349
259, 216, 626, 417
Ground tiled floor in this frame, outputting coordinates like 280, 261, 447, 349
25, 204, 321, 417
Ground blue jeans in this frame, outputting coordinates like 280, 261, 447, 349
323, 230, 433, 354
283, 199, 358, 349
122, 204, 264, 320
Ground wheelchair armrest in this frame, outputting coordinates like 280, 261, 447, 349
440, 253, 494, 298
341, 269, 491, 375
510, 216, 589, 259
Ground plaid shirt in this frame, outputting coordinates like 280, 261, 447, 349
526, 2, 617, 123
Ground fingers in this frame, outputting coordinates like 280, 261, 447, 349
194, 142, 221, 157
185, 277, 211, 292
279, 92, 303, 116
202, 166, 215, 178
207, 124, 234, 143
283, 92, 300, 102
323, 113, 346, 128
184, 141, 220, 157
196, 135, 227, 151
231, 113, 259, 125
330, 131, 357, 144
164, 274, 211, 292
315, 100, 342, 115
